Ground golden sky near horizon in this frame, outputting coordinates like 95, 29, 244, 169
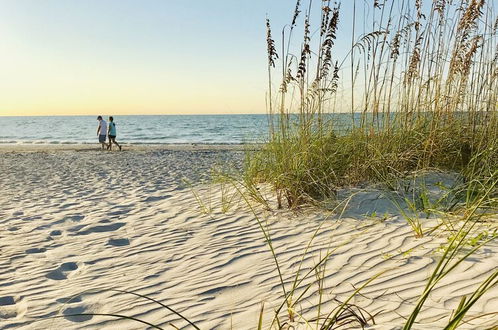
0, 0, 274, 116
0, 43, 266, 116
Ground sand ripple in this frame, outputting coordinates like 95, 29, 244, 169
0, 149, 496, 329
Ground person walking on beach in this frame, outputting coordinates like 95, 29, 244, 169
96, 115, 108, 150
107, 116, 122, 151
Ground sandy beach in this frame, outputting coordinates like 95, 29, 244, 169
1, 146, 497, 329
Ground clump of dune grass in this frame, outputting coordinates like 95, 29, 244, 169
246, 0, 498, 209
239, 0, 498, 326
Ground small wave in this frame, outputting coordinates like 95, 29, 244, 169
127, 136, 173, 140
124, 141, 246, 146
1, 140, 93, 145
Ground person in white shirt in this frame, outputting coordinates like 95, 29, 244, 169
96, 116, 108, 150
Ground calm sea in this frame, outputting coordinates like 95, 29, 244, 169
0, 113, 366, 145
0, 115, 273, 145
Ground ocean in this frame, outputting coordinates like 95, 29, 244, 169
0, 113, 370, 145
0, 115, 272, 145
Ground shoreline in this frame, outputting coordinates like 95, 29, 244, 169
0, 143, 259, 153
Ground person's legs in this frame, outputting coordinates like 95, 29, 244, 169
109, 136, 121, 151
113, 138, 121, 151
108, 137, 114, 150
99, 135, 108, 150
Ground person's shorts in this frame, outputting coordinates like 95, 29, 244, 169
109, 135, 116, 139
99, 135, 107, 143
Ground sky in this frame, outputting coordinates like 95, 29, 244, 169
0, 0, 369, 116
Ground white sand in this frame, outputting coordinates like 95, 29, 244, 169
0, 146, 497, 329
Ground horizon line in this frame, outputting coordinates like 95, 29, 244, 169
0, 112, 270, 118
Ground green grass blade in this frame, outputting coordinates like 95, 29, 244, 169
257, 302, 265, 330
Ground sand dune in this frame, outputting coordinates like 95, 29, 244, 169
1, 147, 496, 329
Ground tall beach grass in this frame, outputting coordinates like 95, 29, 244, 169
247, 0, 498, 208
241, 0, 498, 326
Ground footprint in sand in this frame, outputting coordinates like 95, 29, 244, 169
107, 238, 130, 247
25, 247, 47, 254
46, 262, 79, 281
50, 230, 62, 236
0, 296, 27, 320
74, 223, 125, 236
62, 214, 85, 223
62, 305, 93, 322
56, 296, 82, 304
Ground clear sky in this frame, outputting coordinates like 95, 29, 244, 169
0, 0, 364, 116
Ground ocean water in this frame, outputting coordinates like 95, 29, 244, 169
0, 115, 272, 145
0, 113, 368, 145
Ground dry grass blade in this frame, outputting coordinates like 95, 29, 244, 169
320, 271, 387, 329
108, 289, 200, 330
